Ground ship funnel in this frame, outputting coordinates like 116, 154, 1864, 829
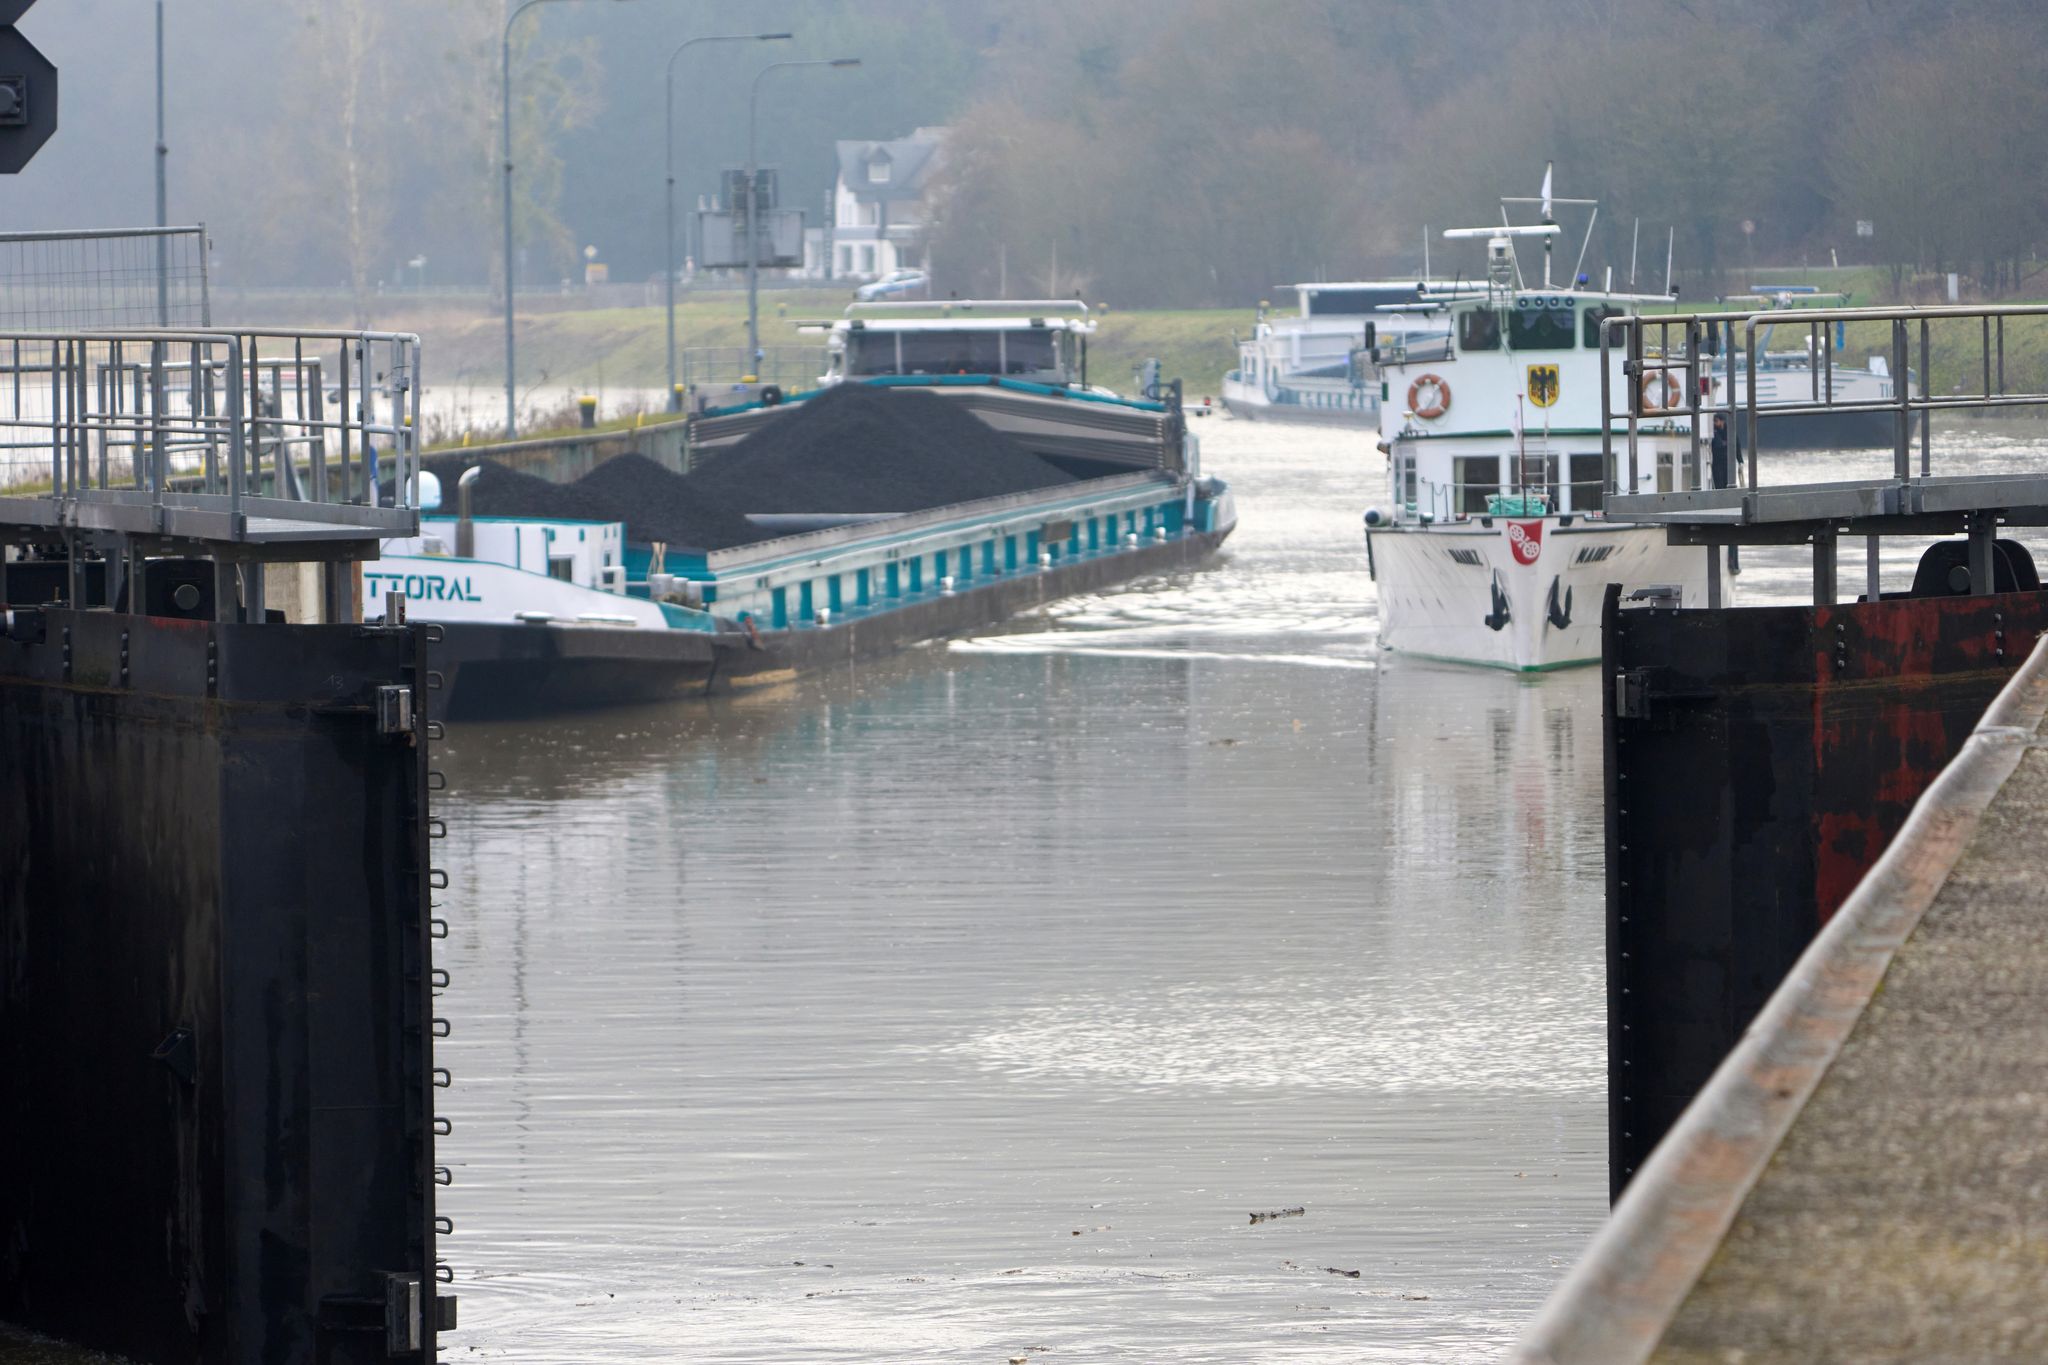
456, 466, 483, 559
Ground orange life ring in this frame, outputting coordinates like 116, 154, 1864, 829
1640, 370, 1683, 413
1407, 374, 1451, 420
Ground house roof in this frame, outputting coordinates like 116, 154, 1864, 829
836, 127, 947, 204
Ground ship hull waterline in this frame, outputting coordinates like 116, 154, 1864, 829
1367, 518, 1714, 672
429, 522, 1235, 719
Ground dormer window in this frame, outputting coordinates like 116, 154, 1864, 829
866, 152, 892, 185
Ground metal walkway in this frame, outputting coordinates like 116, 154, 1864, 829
1600, 303, 2048, 604
1516, 636, 2048, 1363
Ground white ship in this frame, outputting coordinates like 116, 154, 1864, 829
1364, 186, 1717, 671
1221, 281, 1443, 426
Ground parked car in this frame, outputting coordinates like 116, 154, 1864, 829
854, 268, 929, 301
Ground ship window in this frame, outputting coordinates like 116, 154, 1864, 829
1001, 329, 1058, 375
846, 333, 899, 376
547, 556, 574, 582
1583, 306, 1623, 351
898, 330, 1001, 375
1458, 308, 1501, 352
1508, 302, 1577, 350
1570, 454, 1607, 511
1452, 456, 1500, 514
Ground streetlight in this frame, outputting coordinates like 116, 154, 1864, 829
746, 58, 861, 369
502, 0, 636, 438
154, 0, 168, 325
666, 32, 791, 412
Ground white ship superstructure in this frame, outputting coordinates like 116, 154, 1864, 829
1221, 281, 1446, 426
1364, 190, 1716, 670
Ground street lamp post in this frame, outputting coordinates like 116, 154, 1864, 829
746, 58, 860, 370
502, 0, 639, 438
666, 32, 791, 413
154, 0, 168, 325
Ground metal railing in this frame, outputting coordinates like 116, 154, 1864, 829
679, 345, 827, 389
0, 327, 421, 543
1402, 476, 1610, 523
1599, 304, 2048, 497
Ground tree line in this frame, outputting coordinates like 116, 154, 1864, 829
46, 0, 2045, 312
926, 0, 2048, 305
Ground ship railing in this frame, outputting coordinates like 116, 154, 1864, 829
1599, 304, 2048, 502
1374, 332, 1455, 367
679, 345, 827, 389
1404, 475, 1609, 524
0, 327, 421, 545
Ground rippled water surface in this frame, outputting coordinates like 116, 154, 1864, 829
437, 415, 2048, 1361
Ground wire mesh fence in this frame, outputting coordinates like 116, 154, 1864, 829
0, 227, 211, 332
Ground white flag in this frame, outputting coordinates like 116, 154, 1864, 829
1540, 161, 1554, 221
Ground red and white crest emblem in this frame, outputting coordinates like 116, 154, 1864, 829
1507, 519, 1543, 565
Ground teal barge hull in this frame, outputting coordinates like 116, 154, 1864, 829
429, 474, 1234, 719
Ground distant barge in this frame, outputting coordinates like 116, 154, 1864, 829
383, 303, 1235, 718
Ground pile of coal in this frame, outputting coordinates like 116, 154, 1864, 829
422, 454, 761, 551
688, 384, 1078, 513
422, 457, 625, 527
425, 382, 1102, 553
575, 453, 761, 550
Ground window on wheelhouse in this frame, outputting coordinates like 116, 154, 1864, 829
1582, 306, 1624, 351
846, 332, 900, 376
1508, 302, 1576, 350
1452, 456, 1500, 515
1569, 453, 1606, 512
897, 330, 1001, 375
1000, 329, 1060, 377
1458, 308, 1501, 352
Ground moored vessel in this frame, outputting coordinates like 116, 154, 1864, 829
1221, 281, 1445, 426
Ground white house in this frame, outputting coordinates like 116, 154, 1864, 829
804, 127, 946, 282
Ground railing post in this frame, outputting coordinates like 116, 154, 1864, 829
1918, 316, 1931, 478
1686, 318, 1702, 490
1892, 317, 1910, 483
1627, 321, 1642, 494
149, 340, 168, 523
1745, 318, 1761, 492
223, 337, 245, 531
1600, 316, 1614, 498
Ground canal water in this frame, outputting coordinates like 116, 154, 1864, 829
436, 417, 2048, 1361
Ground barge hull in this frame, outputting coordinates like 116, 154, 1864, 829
434, 523, 1232, 718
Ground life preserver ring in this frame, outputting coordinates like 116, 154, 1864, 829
1640, 370, 1683, 413
1407, 374, 1451, 419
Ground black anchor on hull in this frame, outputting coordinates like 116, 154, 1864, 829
1546, 576, 1573, 631
1483, 571, 1511, 632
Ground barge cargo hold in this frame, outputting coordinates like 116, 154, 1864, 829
384, 304, 1235, 719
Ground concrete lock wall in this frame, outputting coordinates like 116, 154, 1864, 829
427, 418, 690, 484
0, 609, 447, 1362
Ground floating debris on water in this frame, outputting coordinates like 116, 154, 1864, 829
1248, 1205, 1306, 1225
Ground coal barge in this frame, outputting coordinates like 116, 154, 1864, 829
384, 303, 1235, 719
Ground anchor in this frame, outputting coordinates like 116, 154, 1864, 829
1546, 575, 1573, 630
1484, 571, 1511, 632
